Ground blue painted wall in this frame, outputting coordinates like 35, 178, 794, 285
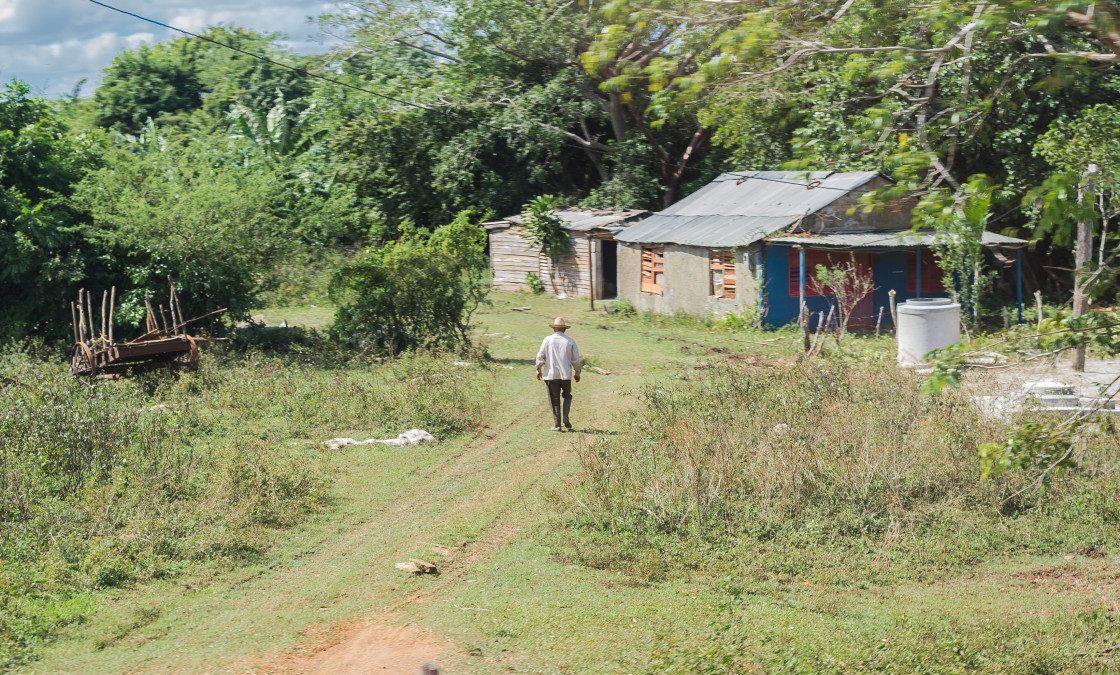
761, 244, 948, 327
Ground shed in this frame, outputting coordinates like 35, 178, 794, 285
615, 171, 1028, 325
486, 207, 648, 299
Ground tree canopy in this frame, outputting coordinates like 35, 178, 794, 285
4, 1, 1120, 339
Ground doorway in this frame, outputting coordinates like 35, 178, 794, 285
599, 240, 618, 299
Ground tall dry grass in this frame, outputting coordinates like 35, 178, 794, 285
564, 360, 1120, 578
0, 346, 491, 667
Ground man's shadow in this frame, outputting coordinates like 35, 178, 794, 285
493, 358, 536, 366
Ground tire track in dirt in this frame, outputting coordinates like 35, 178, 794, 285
269, 449, 569, 674
250, 368, 618, 675
250, 428, 579, 674
223, 408, 532, 596
220, 358, 615, 673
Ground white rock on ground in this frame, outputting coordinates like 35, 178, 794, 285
323, 429, 436, 450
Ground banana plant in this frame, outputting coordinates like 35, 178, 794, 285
227, 90, 321, 169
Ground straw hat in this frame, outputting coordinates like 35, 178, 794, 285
549, 316, 571, 329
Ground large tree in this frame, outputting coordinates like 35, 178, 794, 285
73, 135, 288, 326
318, 0, 728, 210
94, 28, 313, 135
0, 81, 102, 340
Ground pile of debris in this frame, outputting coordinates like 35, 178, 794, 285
323, 429, 436, 450
68, 279, 225, 380
972, 381, 1118, 419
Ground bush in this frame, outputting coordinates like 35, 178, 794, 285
330, 211, 488, 355
0, 81, 103, 341
525, 271, 545, 294
74, 137, 288, 326
714, 308, 758, 331
608, 299, 637, 317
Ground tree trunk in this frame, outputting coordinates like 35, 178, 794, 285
1072, 219, 1092, 372
607, 93, 628, 143
663, 127, 709, 208
1072, 165, 1097, 372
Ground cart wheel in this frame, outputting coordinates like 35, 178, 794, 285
186, 336, 199, 372
71, 342, 96, 379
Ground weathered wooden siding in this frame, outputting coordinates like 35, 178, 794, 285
489, 225, 593, 297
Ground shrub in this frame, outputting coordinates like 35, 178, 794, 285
329, 211, 488, 355
525, 271, 545, 294
608, 299, 637, 317
74, 137, 288, 326
715, 308, 758, 331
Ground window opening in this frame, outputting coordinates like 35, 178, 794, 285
641, 246, 664, 295
709, 250, 736, 299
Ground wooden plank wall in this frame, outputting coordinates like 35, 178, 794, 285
489, 225, 592, 297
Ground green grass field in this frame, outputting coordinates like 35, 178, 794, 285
8, 292, 1120, 673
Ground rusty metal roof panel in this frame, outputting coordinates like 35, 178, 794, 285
767, 231, 1028, 248
616, 171, 883, 246
488, 207, 650, 232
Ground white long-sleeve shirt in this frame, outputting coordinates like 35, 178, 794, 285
535, 332, 581, 381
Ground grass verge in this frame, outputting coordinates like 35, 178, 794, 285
553, 358, 1120, 671
0, 343, 489, 668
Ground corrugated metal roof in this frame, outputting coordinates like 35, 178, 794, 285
486, 207, 649, 232
767, 231, 1028, 248
616, 171, 883, 246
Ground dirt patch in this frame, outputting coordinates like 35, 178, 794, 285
725, 353, 797, 369
271, 621, 452, 674
1084, 545, 1107, 559
1013, 564, 1090, 590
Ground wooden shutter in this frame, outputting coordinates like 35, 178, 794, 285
709, 250, 736, 299
641, 247, 664, 295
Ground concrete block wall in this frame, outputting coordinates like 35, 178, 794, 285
617, 242, 760, 316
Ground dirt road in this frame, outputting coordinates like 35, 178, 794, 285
28, 299, 695, 674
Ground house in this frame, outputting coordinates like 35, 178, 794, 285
615, 171, 1028, 325
486, 207, 648, 299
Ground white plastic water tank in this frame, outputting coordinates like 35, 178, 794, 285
896, 298, 961, 366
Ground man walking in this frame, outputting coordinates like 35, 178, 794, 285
535, 317, 581, 431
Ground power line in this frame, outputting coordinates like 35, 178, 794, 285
89, 0, 656, 166
86, 0, 441, 115
85, 0, 868, 194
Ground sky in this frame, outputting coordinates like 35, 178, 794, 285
0, 0, 339, 98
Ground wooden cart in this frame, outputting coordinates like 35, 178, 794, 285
70, 332, 200, 380
68, 280, 223, 381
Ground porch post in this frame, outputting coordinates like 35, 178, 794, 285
588, 237, 595, 311
798, 246, 806, 319
756, 248, 765, 320
1016, 248, 1023, 325
915, 248, 922, 298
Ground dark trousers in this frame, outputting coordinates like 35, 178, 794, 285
544, 379, 572, 427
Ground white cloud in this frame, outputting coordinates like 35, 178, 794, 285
0, 0, 17, 23
0, 0, 340, 97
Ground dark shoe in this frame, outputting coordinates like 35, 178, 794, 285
562, 399, 572, 429
563, 420, 572, 429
